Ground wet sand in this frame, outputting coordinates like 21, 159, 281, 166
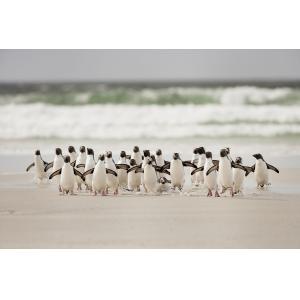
0, 171, 300, 248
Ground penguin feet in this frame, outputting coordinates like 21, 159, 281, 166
215, 190, 220, 197
230, 188, 234, 197
207, 189, 213, 197
113, 190, 118, 195
101, 190, 107, 196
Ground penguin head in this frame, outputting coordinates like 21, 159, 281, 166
235, 157, 242, 164
253, 153, 263, 160
79, 146, 86, 153
220, 149, 227, 157
173, 153, 180, 160
147, 158, 152, 165
87, 148, 94, 156
64, 155, 70, 163
120, 151, 126, 158
156, 149, 162, 156
205, 152, 212, 159
99, 154, 105, 161
133, 146, 139, 153
35, 150, 41, 156
106, 151, 112, 159
193, 148, 198, 154
143, 150, 150, 157
198, 147, 205, 155
68, 146, 75, 153
55, 148, 62, 156
130, 159, 136, 166
150, 155, 156, 163
159, 177, 167, 184
225, 147, 230, 154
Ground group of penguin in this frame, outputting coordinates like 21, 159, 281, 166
26, 145, 279, 197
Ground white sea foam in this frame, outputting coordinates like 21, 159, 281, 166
1, 103, 300, 139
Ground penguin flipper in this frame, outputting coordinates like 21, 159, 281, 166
106, 168, 118, 177
71, 161, 76, 167
206, 165, 218, 176
231, 162, 247, 172
127, 165, 139, 173
82, 168, 94, 178
267, 163, 279, 173
244, 166, 254, 176
49, 168, 62, 180
76, 163, 85, 168
44, 161, 54, 172
162, 169, 170, 175
161, 162, 170, 170
116, 163, 130, 170
191, 166, 204, 175
26, 162, 35, 172
182, 161, 197, 168
153, 165, 163, 172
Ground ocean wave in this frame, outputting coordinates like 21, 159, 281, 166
1, 103, 300, 139
0, 86, 299, 106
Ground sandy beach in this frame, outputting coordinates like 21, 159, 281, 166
1, 169, 300, 248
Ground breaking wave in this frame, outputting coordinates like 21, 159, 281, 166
1, 103, 300, 139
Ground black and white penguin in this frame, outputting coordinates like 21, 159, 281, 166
26, 150, 48, 183
75, 146, 87, 190
249, 153, 279, 188
49, 155, 84, 195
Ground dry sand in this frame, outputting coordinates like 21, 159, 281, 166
0, 171, 300, 248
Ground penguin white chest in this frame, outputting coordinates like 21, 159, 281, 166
60, 165, 75, 191
170, 160, 184, 187
144, 165, 157, 192
34, 157, 46, 179
233, 168, 244, 192
92, 163, 106, 191
255, 160, 268, 185
128, 171, 141, 190
204, 161, 217, 190
219, 158, 233, 188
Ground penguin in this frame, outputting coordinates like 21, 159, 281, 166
68, 146, 77, 166
206, 149, 247, 197
195, 147, 206, 185
127, 159, 142, 192
203, 152, 219, 197
142, 150, 151, 192
115, 151, 130, 188
250, 153, 279, 188
44, 148, 64, 192
157, 176, 171, 193
143, 157, 159, 193
233, 157, 246, 194
82, 154, 110, 196
105, 151, 119, 195
155, 149, 169, 178
165, 153, 197, 191
191, 148, 200, 186
26, 150, 48, 183
49, 155, 84, 195
84, 148, 95, 191
131, 146, 142, 166
75, 146, 87, 190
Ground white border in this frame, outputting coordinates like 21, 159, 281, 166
1, 250, 300, 300
0, 0, 300, 48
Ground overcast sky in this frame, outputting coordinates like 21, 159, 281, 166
0, 50, 299, 83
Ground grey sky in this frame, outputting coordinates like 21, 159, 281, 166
0, 50, 300, 83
